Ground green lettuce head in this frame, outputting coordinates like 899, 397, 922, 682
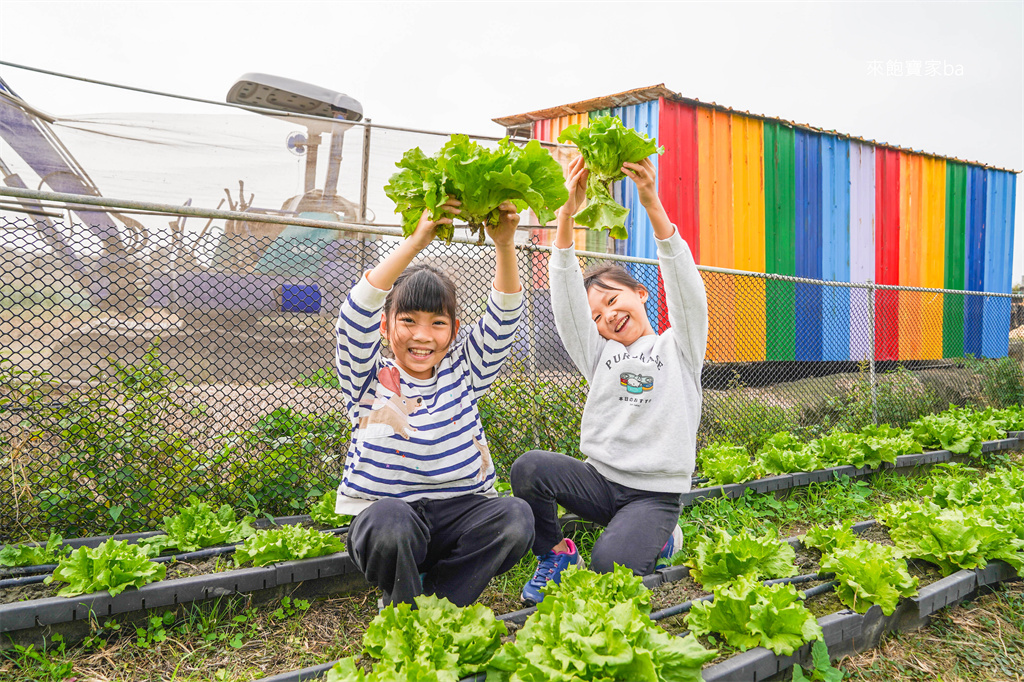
556, 115, 664, 240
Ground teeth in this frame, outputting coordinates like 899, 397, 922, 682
409, 349, 432, 358
615, 317, 627, 333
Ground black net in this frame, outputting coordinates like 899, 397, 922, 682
1, 211, 1022, 541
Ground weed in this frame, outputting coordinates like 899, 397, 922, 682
0, 633, 74, 681
964, 354, 1024, 408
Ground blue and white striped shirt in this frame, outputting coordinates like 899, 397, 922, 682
334, 274, 523, 515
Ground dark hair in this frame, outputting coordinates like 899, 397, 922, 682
582, 263, 646, 295
384, 263, 459, 341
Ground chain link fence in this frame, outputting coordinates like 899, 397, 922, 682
2, 204, 1022, 541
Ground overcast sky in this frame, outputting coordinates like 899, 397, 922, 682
1, 0, 1021, 281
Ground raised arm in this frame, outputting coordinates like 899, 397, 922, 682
549, 155, 605, 380
624, 158, 708, 371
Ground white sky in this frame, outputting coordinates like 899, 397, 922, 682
1, 0, 1021, 282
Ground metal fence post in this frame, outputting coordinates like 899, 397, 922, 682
358, 120, 372, 224
867, 279, 877, 426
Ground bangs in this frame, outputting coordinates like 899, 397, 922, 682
387, 266, 458, 321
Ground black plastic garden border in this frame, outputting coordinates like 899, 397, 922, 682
0, 550, 367, 650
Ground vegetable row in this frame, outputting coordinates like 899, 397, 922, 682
698, 404, 1024, 486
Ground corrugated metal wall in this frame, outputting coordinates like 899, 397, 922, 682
525, 94, 1017, 361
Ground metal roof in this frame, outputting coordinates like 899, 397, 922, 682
492, 84, 1019, 174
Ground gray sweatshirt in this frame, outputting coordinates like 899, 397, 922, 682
549, 228, 708, 493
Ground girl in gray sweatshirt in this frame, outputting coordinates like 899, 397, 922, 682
512, 154, 708, 603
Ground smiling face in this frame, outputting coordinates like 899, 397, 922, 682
381, 310, 459, 380
586, 278, 655, 346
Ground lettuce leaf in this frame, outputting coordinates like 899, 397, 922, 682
755, 432, 817, 475
383, 136, 567, 243
688, 576, 823, 656
820, 540, 918, 615
556, 116, 664, 240
685, 527, 798, 588
233, 525, 344, 567
44, 538, 165, 597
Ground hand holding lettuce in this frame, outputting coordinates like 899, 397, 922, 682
384, 135, 567, 244
556, 115, 665, 240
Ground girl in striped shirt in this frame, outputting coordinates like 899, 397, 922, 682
335, 198, 534, 607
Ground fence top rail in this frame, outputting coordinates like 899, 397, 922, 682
0, 59, 571, 148
2, 185, 1021, 301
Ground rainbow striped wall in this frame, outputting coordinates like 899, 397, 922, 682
528, 97, 1017, 362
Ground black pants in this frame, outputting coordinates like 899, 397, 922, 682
347, 494, 534, 607
510, 449, 683, 576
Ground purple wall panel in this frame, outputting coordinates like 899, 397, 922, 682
849, 142, 875, 361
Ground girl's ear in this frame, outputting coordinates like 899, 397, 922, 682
379, 313, 388, 338
638, 285, 649, 303
453, 319, 461, 339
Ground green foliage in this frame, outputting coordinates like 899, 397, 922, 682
308, 489, 354, 527
687, 575, 824, 656
700, 375, 799, 454
233, 525, 344, 567
964, 355, 1024, 408
214, 407, 349, 516
22, 343, 207, 535
698, 442, 758, 485
479, 377, 585, 476
0, 634, 74, 681
383, 136, 568, 243
44, 538, 166, 597
817, 366, 945, 433
556, 116, 664, 239
792, 640, 845, 682
327, 594, 506, 682
0, 531, 69, 567
684, 527, 798, 588
850, 424, 922, 469
136, 495, 255, 555
820, 539, 918, 615
294, 367, 341, 389
487, 565, 715, 682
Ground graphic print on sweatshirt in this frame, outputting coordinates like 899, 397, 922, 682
357, 366, 423, 440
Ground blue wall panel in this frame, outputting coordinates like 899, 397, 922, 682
794, 130, 823, 361
821, 135, 851, 361
981, 170, 1015, 358
963, 167, 987, 358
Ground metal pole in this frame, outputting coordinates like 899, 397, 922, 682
358, 119, 372, 223
868, 280, 877, 425
304, 133, 320, 194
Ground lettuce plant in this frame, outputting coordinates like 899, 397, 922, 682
138, 495, 255, 555
487, 565, 715, 682
384, 136, 567, 243
556, 116, 664, 239
819, 540, 917, 615
878, 501, 1024, 576
44, 538, 165, 597
0, 531, 70, 567
755, 431, 816, 475
233, 525, 344, 567
688, 575, 823, 656
308, 489, 354, 527
327, 594, 505, 682
802, 520, 859, 554
699, 442, 757, 485
685, 527, 798, 588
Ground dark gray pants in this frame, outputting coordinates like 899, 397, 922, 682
347, 494, 534, 607
510, 449, 683, 576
